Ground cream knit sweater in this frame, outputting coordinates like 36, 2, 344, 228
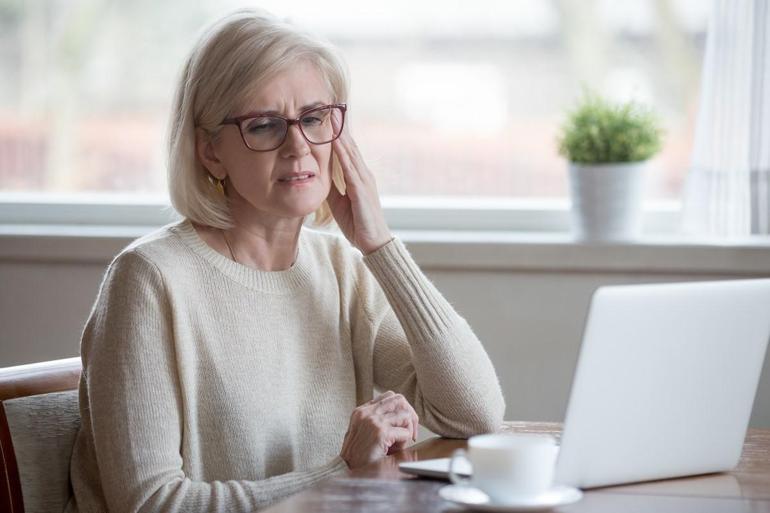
66, 219, 505, 513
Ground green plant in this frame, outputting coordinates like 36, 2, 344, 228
557, 92, 664, 164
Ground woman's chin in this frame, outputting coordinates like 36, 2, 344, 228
281, 200, 325, 219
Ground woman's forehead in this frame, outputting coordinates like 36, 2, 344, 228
236, 61, 333, 115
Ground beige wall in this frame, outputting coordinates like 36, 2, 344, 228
2, 232, 769, 427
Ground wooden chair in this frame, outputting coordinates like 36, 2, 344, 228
0, 358, 82, 513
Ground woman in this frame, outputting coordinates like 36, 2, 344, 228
66, 8, 505, 513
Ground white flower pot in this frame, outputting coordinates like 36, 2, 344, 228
568, 161, 646, 242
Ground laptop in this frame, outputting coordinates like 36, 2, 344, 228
400, 279, 770, 489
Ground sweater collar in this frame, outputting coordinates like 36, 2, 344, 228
172, 219, 314, 293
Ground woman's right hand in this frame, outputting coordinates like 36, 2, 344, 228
339, 391, 419, 469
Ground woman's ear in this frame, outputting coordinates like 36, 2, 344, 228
195, 127, 226, 178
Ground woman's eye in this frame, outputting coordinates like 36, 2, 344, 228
246, 119, 279, 133
301, 115, 324, 126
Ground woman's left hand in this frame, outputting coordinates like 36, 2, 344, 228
326, 121, 392, 255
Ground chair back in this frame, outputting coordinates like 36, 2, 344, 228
0, 358, 82, 513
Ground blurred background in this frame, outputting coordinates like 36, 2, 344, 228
0, 0, 709, 202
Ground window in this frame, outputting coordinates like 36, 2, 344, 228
0, 1, 709, 210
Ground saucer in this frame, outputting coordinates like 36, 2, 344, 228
438, 484, 583, 512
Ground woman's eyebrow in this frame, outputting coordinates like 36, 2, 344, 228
251, 101, 327, 117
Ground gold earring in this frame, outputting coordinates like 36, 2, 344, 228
210, 175, 226, 195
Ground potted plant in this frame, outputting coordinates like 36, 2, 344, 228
557, 92, 663, 241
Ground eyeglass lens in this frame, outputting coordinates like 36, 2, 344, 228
240, 105, 344, 151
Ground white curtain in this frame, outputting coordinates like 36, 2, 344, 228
683, 0, 770, 237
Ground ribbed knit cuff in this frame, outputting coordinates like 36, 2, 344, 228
362, 237, 455, 340
324, 456, 350, 477
262, 456, 349, 507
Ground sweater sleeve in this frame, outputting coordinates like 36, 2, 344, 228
355, 238, 506, 438
80, 250, 347, 513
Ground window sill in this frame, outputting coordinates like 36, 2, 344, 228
2, 223, 770, 275
399, 230, 770, 275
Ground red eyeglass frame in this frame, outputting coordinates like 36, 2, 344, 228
220, 103, 348, 152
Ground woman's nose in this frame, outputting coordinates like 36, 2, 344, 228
279, 124, 310, 158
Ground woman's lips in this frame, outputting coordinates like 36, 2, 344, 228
277, 172, 316, 186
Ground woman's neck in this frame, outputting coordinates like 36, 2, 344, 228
192, 215, 303, 272
222, 221, 301, 271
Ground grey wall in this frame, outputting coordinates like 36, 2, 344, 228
1, 260, 106, 364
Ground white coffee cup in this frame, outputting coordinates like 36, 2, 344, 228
448, 433, 558, 503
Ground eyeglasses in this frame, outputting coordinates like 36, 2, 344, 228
221, 103, 347, 152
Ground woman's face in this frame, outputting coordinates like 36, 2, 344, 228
206, 60, 335, 222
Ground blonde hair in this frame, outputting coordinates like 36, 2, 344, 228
167, 9, 348, 228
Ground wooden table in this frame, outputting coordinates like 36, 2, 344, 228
263, 422, 770, 512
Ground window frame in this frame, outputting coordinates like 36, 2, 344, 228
0, 192, 681, 235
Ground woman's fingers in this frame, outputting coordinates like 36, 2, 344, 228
341, 394, 419, 468
383, 426, 412, 451
333, 123, 377, 194
371, 392, 419, 441
331, 135, 363, 190
375, 392, 418, 417
344, 135, 374, 181
381, 409, 418, 442
373, 392, 408, 413
377, 405, 419, 441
